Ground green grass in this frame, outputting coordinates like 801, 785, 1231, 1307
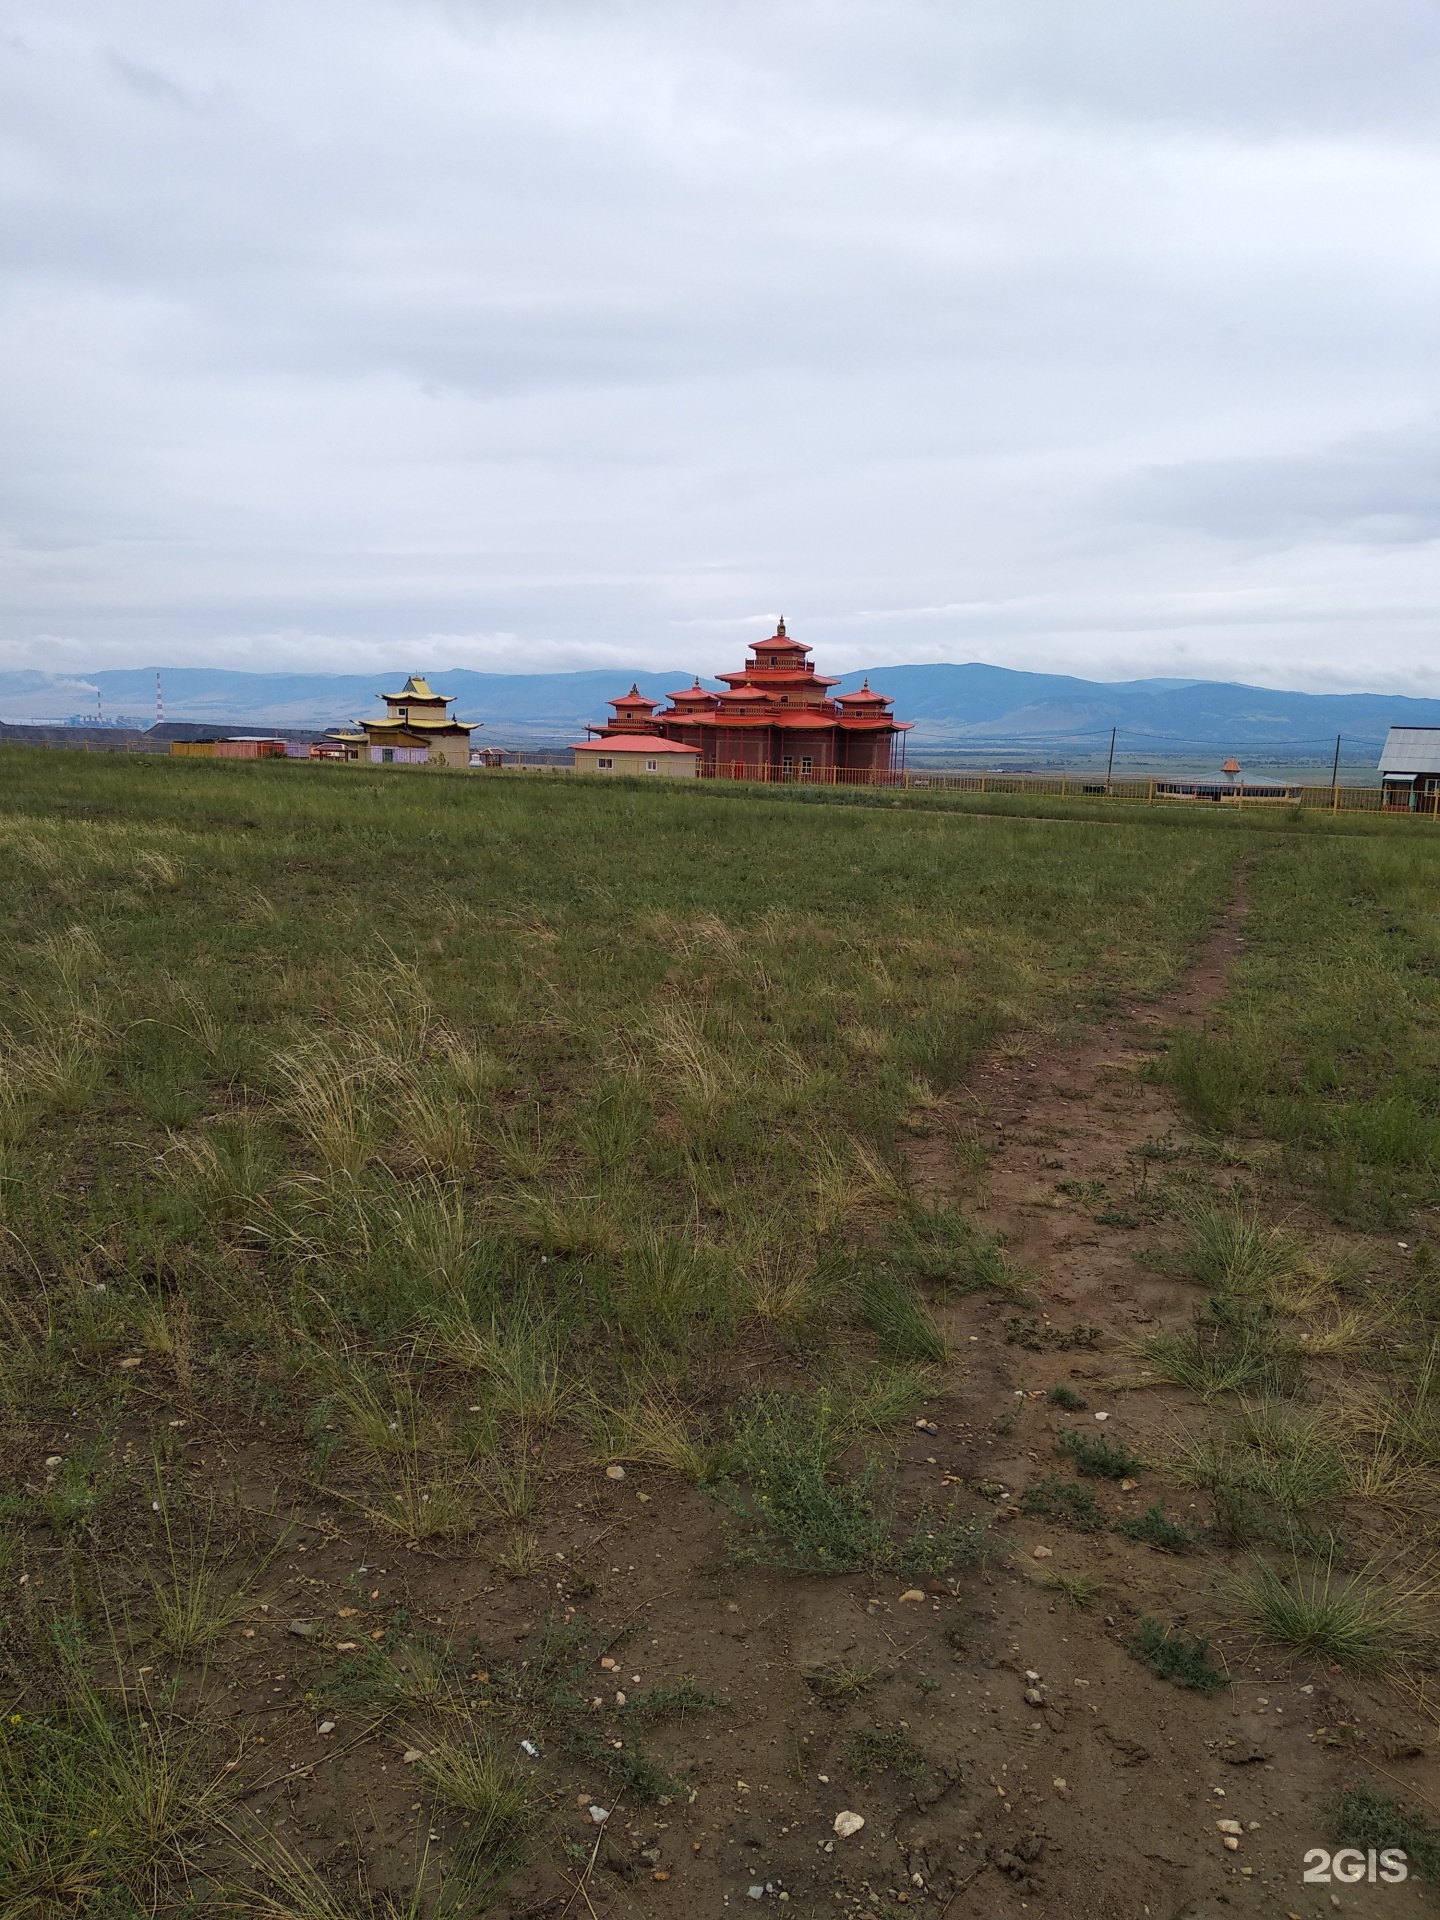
802, 1655, 877, 1702
418, 1730, 534, 1889
1329, 1780, 1440, 1881
1229, 1557, 1435, 1670
845, 1726, 927, 1780
0, 1671, 231, 1916
1036, 1570, 1099, 1609
3, 749, 1435, 1908
1136, 1318, 1300, 1400
857, 1270, 948, 1362
1159, 835, 1440, 1222
881, 1206, 1022, 1296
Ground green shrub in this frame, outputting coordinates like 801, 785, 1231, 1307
1116, 1504, 1195, 1553
1005, 1317, 1100, 1352
1047, 1383, 1087, 1410
893, 1507, 994, 1577
1019, 1473, 1105, 1532
726, 1393, 889, 1573
1055, 1428, 1142, 1480
1129, 1617, 1226, 1692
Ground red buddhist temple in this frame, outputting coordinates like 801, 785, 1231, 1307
586, 620, 911, 781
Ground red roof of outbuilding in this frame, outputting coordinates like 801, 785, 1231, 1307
571, 735, 700, 754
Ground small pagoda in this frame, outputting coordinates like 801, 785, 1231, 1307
585, 620, 910, 780
333, 675, 478, 769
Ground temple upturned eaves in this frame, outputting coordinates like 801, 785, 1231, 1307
588, 620, 910, 780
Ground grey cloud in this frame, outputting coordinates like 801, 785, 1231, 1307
104, 51, 217, 114
1127, 426, 1440, 546
1, 0, 1439, 688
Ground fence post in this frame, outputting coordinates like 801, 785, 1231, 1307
1148, 778, 1154, 805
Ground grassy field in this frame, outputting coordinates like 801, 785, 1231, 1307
1, 751, 1438, 1916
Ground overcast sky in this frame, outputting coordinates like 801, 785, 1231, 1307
3, 0, 1439, 690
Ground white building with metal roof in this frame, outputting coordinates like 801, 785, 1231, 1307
1378, 727, 1440, 810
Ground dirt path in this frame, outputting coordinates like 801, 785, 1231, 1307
865, 860, 1436, 1920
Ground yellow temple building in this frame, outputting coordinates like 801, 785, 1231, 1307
330, 676, 478, 768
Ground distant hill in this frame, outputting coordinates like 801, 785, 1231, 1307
0, 663, 1433, 767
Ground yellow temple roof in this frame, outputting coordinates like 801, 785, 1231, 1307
379, 674, 452, 704
359, 715, 472, 733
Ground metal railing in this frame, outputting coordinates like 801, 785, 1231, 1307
680, 762, 1424, 814
4, 733, 1431, 817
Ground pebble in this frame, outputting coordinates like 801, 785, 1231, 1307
588, 1805, 611, 1823
1217, 1820, 1244, 1836
44, 1456, 62, 1468
898, 1589, 926, 1604
402, 1748, 425, 1764
288, 1620, 317, 1638
1024, 1687, 1045, 1707
1032, 1545, 1053, 1559
915, 1420, 939, 1435
1120, 1478, 1138, 1491
1222, 1836, 1240, 1852
1093, 1411, 1109, 1421
1025, 1669, 1041, 1681
606, 1465, 626, 1480
116, 1357, 142, 1370
833, 1811, 865, 1839
317, 1721, 336, 1735
600, 1657, 617, 1669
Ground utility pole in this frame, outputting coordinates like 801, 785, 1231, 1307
1105, 727, 1117, 793
156, 672, 164, 731
1331, 732, 1341, 812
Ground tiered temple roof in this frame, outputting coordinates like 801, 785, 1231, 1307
585, 620, 910, 776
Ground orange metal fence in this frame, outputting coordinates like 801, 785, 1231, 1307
5, 734, 1432, 817
678, 763, 1428, 814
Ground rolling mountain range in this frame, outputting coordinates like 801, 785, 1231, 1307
0, 663, 1433, 767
